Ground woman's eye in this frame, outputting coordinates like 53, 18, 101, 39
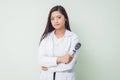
58, 17, 61, 19
51, 18, 54, 20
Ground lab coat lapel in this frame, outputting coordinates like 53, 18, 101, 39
46, 29, 72, 56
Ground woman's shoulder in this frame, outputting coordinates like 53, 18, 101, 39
66, 29, 78, 39
40, 31, 53, 42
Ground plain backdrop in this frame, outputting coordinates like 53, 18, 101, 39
0, 0, 120, 80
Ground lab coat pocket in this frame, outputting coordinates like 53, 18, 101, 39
66, 74, 75, 80
39, 72, 47, 80
40, 72, 53, 80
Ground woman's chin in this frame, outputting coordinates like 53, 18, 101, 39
54, 26, 61, 30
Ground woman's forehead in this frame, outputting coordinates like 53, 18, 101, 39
51, 11, 63, 17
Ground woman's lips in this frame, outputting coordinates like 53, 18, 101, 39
54, 24, 60, 26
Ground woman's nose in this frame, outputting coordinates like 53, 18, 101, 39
54, 19, 58, 23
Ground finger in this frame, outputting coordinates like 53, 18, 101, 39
41, 66, 48, 71
42, 66, 47, 68
42, 67, 48, 71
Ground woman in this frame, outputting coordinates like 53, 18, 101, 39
38, 5, 80, 80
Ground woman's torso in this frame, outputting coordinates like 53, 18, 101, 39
40, 29, 78, 80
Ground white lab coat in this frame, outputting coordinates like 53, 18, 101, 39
38, 29, 80, 80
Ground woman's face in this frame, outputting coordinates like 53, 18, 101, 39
50, 11, 66, 30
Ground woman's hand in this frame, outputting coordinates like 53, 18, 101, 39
57, 54, 73, 64
41, 66, 48, 71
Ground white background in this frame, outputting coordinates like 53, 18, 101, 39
0, 0, 120, 80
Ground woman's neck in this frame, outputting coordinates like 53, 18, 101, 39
54, 28, 66, 38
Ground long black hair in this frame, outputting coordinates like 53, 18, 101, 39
39, 5, 71, 44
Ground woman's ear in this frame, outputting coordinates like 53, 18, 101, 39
65, 18, 67, 22
65, 18, 68, 22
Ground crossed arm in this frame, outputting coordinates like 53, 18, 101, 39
41, 54, 73, 71
38, 36, 79, 72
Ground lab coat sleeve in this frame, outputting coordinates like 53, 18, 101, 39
38, 39, 58, 67
48, 35, 80, 72
48, 54, 78, 72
